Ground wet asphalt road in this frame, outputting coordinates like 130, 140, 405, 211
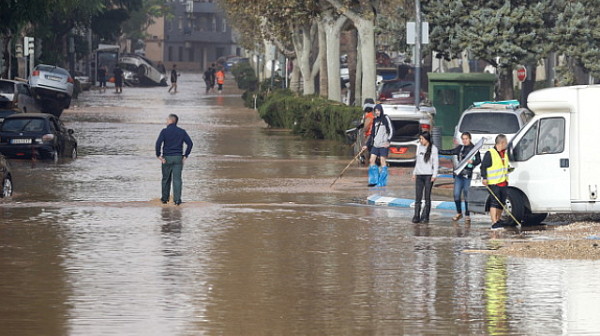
1, 74, 600, 335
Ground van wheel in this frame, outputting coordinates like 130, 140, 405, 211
501, 188, 526, 224
523, 213, 548, 226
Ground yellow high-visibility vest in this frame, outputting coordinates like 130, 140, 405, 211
487, 148, 509, 185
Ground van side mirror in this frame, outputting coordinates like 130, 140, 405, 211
507, 143, 514, 161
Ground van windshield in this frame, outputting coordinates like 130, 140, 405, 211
459, 112, 520, 134
391, 120, 420, 142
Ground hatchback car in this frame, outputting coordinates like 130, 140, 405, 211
0, 153, 12, 198
0, 113, 77, 162
452, 100, 534, 169
0, 79, 40, 113
29, 64, 74, 116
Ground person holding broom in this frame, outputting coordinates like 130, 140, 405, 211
362, 104, 394, 187
480, 134, 512, 230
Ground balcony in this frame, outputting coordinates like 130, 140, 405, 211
185, 0, 219, 14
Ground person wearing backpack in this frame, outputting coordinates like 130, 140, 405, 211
412, 131, 439, 223
362, 104, 394, 187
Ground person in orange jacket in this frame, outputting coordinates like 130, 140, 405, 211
216, 67, 225, 94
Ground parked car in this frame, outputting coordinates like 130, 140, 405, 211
225, 57, 249, 71
0, 113, 77, 162
378, 79, 424, 105
0, 153, 12, 198
0, 109, 19, 124
469, 86, 600, 225
29, 64, 74, 117
350, 104, 436, 164
0, 79, 41, 113
74, 72, 92, 91
452, 101, 534, 168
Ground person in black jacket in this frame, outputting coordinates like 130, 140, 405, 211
439, 132, 481, 222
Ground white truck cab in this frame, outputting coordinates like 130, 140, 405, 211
468, 85, 600, 225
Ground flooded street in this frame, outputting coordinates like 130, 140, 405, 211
1, 74, 600, 335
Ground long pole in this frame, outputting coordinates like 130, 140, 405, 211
330, 148, 366, 188
414, 0, 422, 107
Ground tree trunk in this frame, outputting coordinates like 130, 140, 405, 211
317, 21, 328, 98
521, 65, 536, 108
323, 15, 347, 102
356, 19, 376, 102
498, 66, 514, 100
347, 29, 358, 106
291, 23, 321, 95
355, 33, 363, 105
290, 58, 301, 92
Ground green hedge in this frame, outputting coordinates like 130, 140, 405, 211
258, 90, 362, 141
231, 62, 258, 90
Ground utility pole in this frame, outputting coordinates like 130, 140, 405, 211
414, 0, 422, 107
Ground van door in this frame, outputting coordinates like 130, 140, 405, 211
510, 115, 570, 211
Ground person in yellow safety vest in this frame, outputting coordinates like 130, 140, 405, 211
216, 68, 225, 94
480, 134, 512, 230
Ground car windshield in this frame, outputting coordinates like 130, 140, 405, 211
459, 112, 520, 134
0, 81, 15, 94
36, 65, 69, 76
382, 81, 414, 93
1, 118, 46, 133
391, 120, 420, 141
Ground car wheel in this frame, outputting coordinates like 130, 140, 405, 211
501, 188, 526, 225
71, 147, 77, 159
1, 175, 13, 198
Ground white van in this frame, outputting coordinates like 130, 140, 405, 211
468, 85, 600, 225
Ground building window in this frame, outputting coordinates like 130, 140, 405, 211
211, 16, 216, 32
189, 47, 195, 62
222, 18, 227, 33
168, 47, 173, 61
216, 47, 225, 59
179, 16, 183, 30
178, 46, 184, 62
167, 19, 172, 31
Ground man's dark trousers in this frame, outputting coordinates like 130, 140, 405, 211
162, 156, 183, 202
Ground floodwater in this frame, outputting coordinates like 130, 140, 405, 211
1, 75, 600, 336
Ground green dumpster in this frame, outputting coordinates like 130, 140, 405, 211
428, 73, 496, 148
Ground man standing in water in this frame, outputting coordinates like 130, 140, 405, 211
168, 64, 179, 93
156, 114, 193, 205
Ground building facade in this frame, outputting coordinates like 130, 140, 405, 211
145, 0, 240, 71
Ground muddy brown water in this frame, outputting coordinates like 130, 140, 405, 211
1, 75, 600, 335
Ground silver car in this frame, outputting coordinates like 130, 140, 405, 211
0, 80, 41, 113
29, 64, 74, 116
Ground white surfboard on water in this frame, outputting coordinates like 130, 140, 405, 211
453, 138, 485, 175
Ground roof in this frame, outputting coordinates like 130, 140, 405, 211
527, 85, 584, 113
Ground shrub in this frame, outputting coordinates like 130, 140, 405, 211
257, 90, 362, 141
231, 62, 258, 90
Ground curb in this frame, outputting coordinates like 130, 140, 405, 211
368, 195, 464, 211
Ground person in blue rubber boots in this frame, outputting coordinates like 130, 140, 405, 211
362, 104, 394, 187
412, 131, 439, 223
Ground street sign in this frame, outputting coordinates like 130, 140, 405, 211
517, 66, 527, 82
407, 22, 429, 45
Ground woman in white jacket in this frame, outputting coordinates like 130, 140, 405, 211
362, 104, 394, 187
412, 131, 439, 223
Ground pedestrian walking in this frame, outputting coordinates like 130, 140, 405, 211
439, 132, 481, 223
210, 63, 217, 92
98, 64, 107, 89
362, 104, 394, 187
216, 67, 225, 93
155, 114, 193, 205
203, 68, 212, 94
168, 64, 179, 93
481, 134, 512, 230
412, 131, 439, 224
113, 64, 124, 94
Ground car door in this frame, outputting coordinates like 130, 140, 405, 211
50, 117, 67, 155
511, 115, 570, 211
